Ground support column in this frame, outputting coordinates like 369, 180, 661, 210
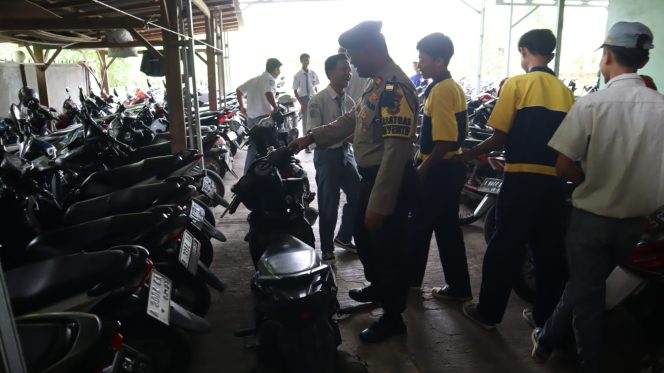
162, 0, 187, 154
206, 15, 218, 111
33, 46, 49, 106
554, 0, 565, 75
215, 10, 226, 106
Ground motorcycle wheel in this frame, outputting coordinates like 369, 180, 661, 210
121, 320, 191, 373
187, 223, 214, 267
158, 264, 212, 317
484, 207, 537, 304
204, 157, 227, 179
196, 169, 225, 207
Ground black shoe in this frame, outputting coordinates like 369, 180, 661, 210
334, 238, 357, 253
322, 251, 336, 265
348, 286, 376, 303
359, 315, 406, 343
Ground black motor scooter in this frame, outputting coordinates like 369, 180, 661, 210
228, 147, 339, 372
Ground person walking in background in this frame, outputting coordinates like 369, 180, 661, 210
408, 33, 472, 302
293, 53, 320, 152
532, 22, 664, 373
458, 29, 573, 330
308, 53, 361, 264
289, 21, 418, 343
410, 61, 424, 87
237, 58, 281, 173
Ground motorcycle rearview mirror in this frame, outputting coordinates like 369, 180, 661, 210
147, 80, 152, 88
113, 88, 119, 97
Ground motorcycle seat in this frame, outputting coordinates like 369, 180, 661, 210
25, 211, 165, 262
124, 141, 172, 163
64, 181, 190, 225
257, 234, 320, 278
6, 249, 141, 315
80, 154, 184, 198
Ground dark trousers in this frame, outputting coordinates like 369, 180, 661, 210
540, 208, 644, 373
355, 164, 416, 317
409, 160, 471, 296
476, 172, 568, 326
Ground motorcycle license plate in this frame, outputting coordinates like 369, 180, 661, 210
478, 178, 503, 194
179, 230, 201, 275
226, 131, 238, 142
147, 270, 171, 325
201, 176, 214, 199
189, 200, 206, 229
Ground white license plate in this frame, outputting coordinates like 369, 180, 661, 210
478, 178, 503, 194
146, 270, 171, 325
179, 230, 201, 274
201, 176, 214, 198
226, 132, 237, 142
189, 200, 206, 229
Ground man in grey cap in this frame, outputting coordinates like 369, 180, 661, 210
531, 22, 664, 372
289, 20, 418, 343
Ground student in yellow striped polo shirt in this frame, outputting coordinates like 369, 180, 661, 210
409, 32, 472, 301
459, 29, 574, 330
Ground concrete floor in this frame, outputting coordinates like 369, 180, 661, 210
188, 148, 647, 373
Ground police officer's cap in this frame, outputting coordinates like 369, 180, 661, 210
339, 20, 384, 50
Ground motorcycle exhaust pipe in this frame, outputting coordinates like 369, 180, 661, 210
196, 261, 225, 293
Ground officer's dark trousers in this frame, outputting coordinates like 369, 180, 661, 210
409, 160, 471, 296
476, 172, 568, 326
355, 164, 416, 317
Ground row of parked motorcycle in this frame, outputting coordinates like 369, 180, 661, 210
0, 78, 347, 372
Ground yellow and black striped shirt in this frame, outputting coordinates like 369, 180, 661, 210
416, 73, 468, 161
488, 66, 574, 176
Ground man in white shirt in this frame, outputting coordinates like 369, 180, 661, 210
308, 53, 361, 264
293, 53, 320, 151
236, 58, 281, 173
531, 22, 664, 372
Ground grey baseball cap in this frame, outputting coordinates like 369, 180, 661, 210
602, 21, 654, 50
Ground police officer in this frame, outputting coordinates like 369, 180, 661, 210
289, 21, 418, 343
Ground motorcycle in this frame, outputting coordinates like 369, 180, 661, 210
227, 147, 339, 372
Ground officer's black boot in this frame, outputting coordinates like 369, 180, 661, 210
359, 314, 406, 343
348, 285, 377, 303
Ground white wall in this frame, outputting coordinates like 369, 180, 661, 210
0, 63, 88, 117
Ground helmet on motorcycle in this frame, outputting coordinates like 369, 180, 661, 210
18, 87, 39, 108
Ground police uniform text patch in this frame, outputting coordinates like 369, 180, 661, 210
380, 83, 415, 139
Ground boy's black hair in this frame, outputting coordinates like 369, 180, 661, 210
324, 53, 348, 79
300, 53, 310, 62
266, 58, 282, 72
606, 34, 650, 68
416, 33, 455, 64
518, 29, 557, 57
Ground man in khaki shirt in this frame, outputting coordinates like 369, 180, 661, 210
289, 20, 418, 343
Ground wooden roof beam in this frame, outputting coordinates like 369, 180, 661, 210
192, 0, 211, 19
0, 17, 144, 31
